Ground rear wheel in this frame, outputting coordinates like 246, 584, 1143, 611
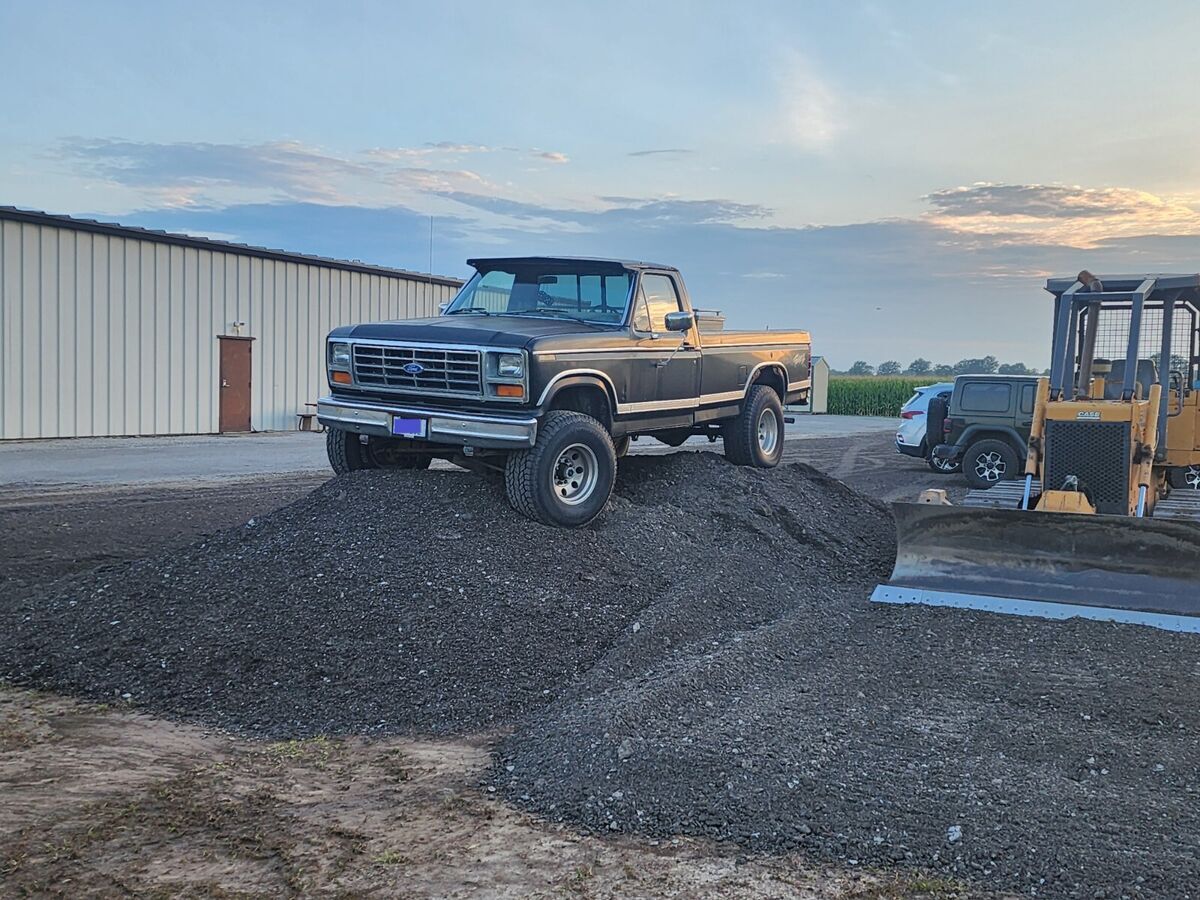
723, 384, 785, 468
1169, 465, 1200, 490
505, 411, 616, 527
963, 439, 1019, 489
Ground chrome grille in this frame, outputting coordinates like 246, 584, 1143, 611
352, 344, 482, 397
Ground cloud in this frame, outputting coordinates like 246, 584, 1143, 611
366, 142, 496, 160
927, 183, 1151, 218
924, 182, 1200, 247
59, 138, 369, 204
57, 137, 501, 208
628, 148, 694, 158
533, 150, 569, 164
440, 193, 770, 227
775, 52, 844, 150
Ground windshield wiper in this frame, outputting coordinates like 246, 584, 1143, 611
509, 307, 600, 324
446, 306, 491, 315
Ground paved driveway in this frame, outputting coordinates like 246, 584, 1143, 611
0, 416, 897, 488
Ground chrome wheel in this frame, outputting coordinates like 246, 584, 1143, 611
1186, 465, 1200, 490
931, 455, 958, 473
757, 408, 780, 455
552, 443, 599, 505
973, 451, 1006, 483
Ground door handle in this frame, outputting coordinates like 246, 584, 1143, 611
221, 379, 230, 388
655, 340, 692, 368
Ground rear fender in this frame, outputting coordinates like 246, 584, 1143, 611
956, 425, 1027, 457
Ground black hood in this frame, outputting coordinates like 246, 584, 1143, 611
333, 315, 608, 347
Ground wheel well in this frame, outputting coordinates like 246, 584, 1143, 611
548, 384, 612, 430
965, 432, 1022, 456
750, 365, 787, 402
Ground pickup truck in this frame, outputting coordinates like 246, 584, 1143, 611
318, 256, 811, 526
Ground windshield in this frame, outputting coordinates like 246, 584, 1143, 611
444, 267, 632, 324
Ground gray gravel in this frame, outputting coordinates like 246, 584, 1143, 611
494, 463, 1200, 898
0, 465, 661, 735
0, 453, 871, 738
4, 450, 1199, 897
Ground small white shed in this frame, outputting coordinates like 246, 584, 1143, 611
793, 356, 829, 414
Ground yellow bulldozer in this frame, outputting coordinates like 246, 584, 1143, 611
874, 272, 1200, 632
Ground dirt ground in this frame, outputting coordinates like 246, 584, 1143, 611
1, 434, 976, 899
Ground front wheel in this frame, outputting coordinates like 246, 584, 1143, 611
962, 439, 1018, 489
722, 385, 785, 467
327, 428, 372, 474
505, 411, 617, 527
927, 450, 961, 474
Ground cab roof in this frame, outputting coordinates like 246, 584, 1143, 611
466, 256, 678, 273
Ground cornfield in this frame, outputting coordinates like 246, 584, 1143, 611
827, 376, 934, 417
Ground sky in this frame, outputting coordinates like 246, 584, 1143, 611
3, 0, 1200, 368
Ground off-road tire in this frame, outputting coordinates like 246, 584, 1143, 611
722, 384, 785, 468
327, 428, 373, 474
505, 411, 616, 527
963, 438, 1019, 490
1168, 464, 1200, 490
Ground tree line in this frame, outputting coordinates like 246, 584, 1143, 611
834, 356, 1049, 378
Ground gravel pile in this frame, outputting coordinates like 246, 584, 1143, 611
0, 453, 876, 738
495, 521, 1200, 896
6, 450, 1198, 896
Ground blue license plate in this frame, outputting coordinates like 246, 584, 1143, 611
391, 417, 427, 438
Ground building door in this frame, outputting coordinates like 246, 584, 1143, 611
218, 336, 254, 432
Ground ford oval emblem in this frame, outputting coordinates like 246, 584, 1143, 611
402, 362, 425, 375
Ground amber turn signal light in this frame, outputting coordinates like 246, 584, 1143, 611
331, 370, 352, 384
495, 384, 524, 398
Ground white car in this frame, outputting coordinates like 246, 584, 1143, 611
895, 382, 959, 472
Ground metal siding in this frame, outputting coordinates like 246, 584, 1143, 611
0, 217, 450, 439
1, 222, 20, 436
57, 229, 76, 436
128, 242, 143, 433
22, 225, 41, 441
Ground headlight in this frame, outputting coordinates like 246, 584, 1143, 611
497, 353, 524, 378
329, 342, 351, 367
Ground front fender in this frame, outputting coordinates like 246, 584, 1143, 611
536, 372, 619, 412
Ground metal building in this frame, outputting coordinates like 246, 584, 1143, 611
0, 208, 462, 439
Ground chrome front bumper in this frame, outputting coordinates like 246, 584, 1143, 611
317, 396, 537, 449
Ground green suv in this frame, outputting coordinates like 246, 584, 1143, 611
930, 374, 1041, 489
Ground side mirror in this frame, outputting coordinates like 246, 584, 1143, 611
664, 310, 694, 332
438, 302, 450, 315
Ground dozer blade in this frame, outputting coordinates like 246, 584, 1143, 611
872, 502, 1200, 633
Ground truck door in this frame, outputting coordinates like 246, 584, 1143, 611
631, 273, 701, 411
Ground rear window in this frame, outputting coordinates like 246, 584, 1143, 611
901, 391, 922, 411
960, 382, 1012, 412
1020, 383, 1036, 414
